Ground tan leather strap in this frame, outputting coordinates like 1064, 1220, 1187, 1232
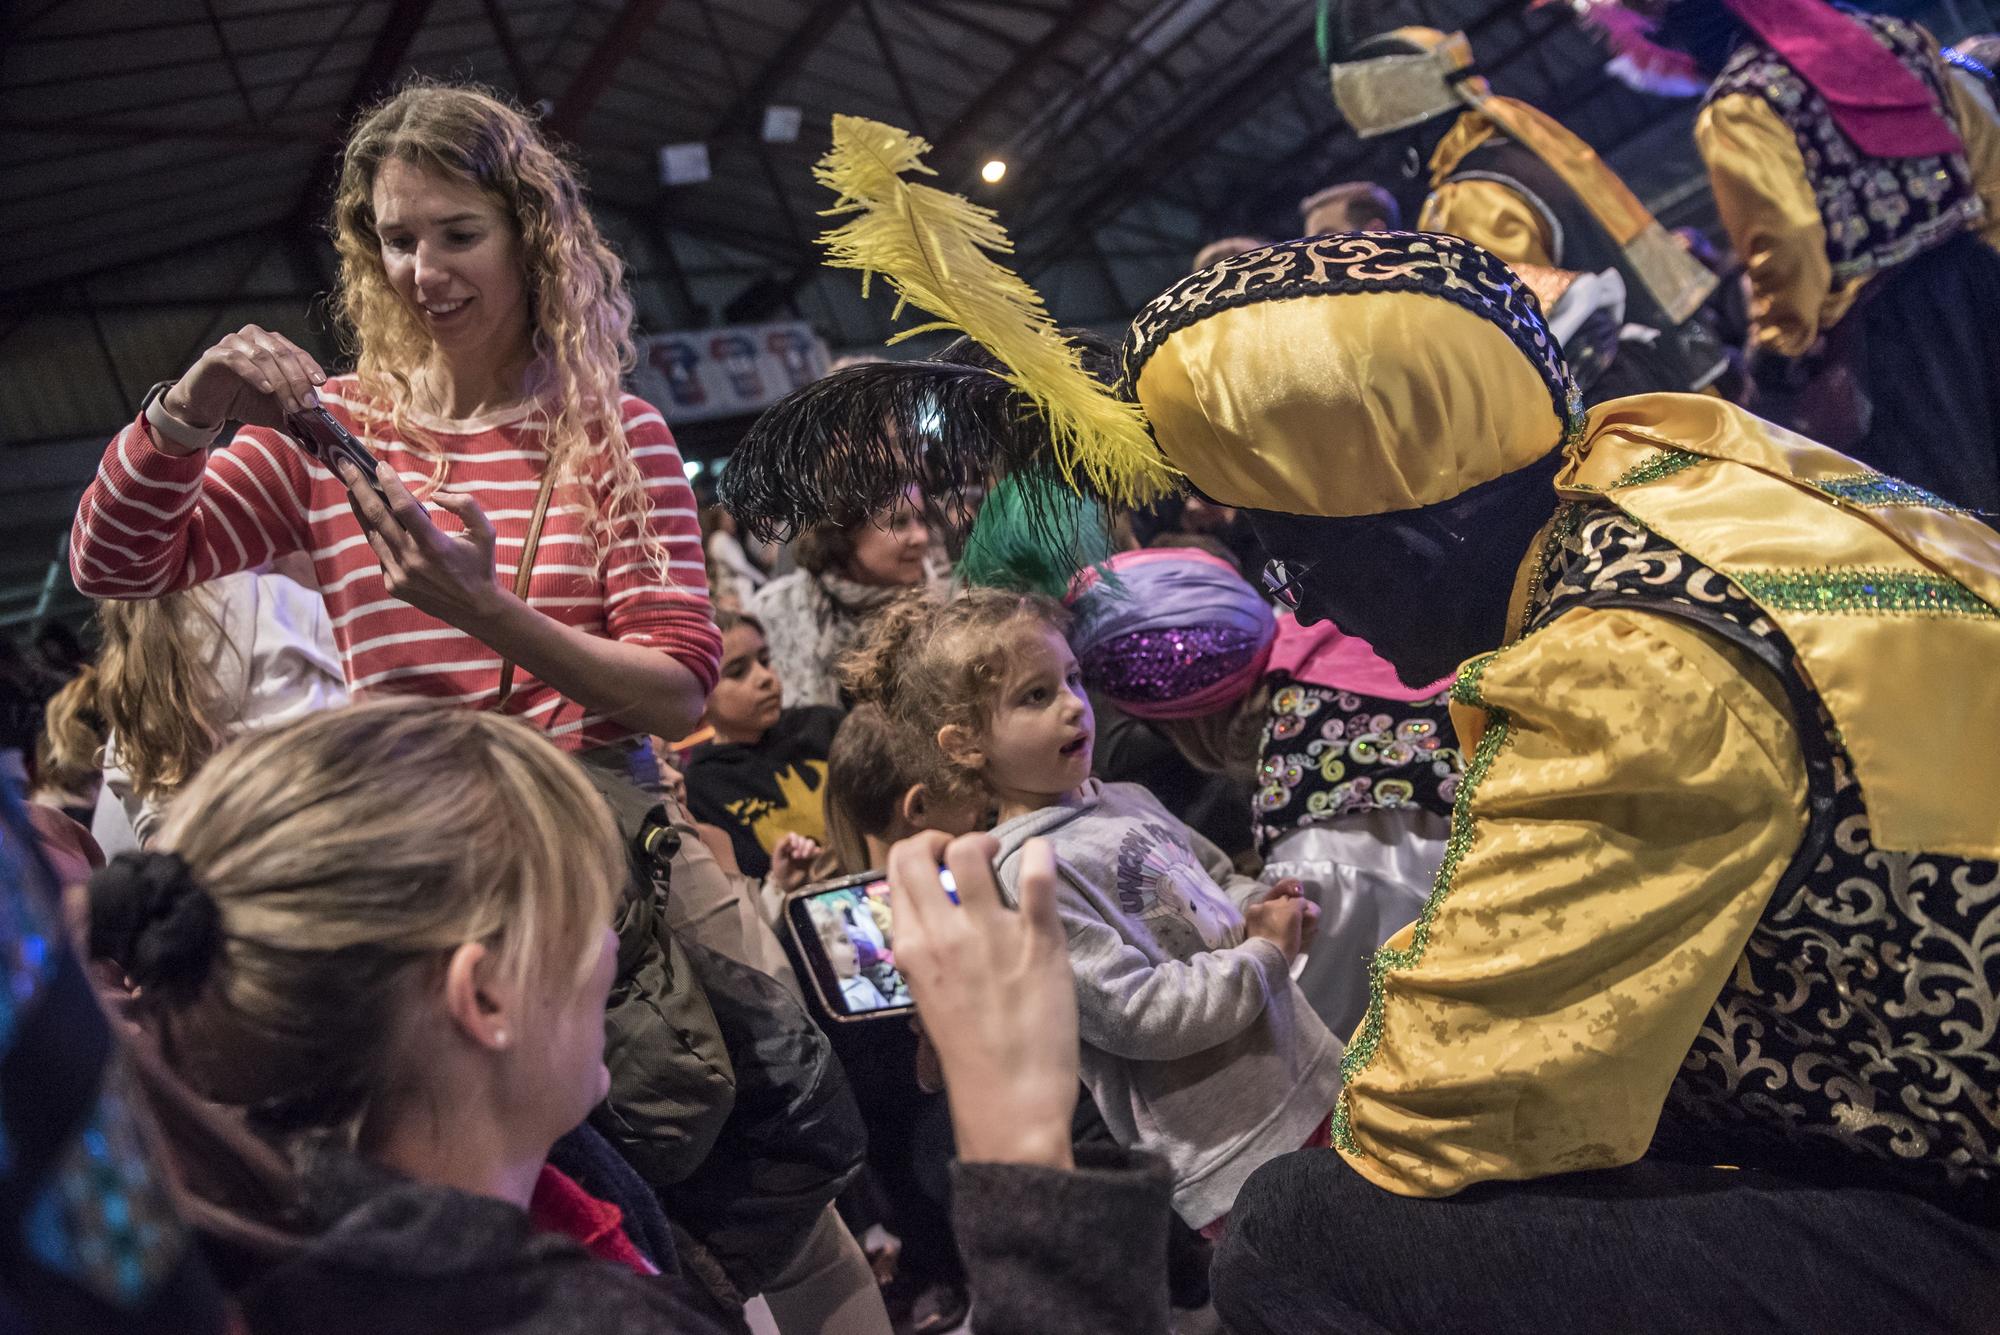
495, 462, 559, 710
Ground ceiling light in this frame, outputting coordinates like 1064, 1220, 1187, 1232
980, 159, 1007, 184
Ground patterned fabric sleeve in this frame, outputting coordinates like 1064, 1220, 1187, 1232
1942, 53, 2000, 251
603, 396, 723, 693
1334, 606, 1809, 1196
1696, 94, 1857, 357
1419, 178, 1557, 267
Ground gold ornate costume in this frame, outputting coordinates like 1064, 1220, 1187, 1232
1127, 234, 2000, 1210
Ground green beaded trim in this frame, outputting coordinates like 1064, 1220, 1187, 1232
1330, 647, 1517, 1154
1733, 568, 1997, 617
1810, 472, 1967, 512
1608, 448, 1703, 490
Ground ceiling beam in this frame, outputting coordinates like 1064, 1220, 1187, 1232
929, 0, 1122, 175
705, 0, 864, 137
1018, 20, 1317, 271
481, 0, 539, 102
287, 0, 441, 232
547, 0, 673, 138
0, 117, 325, 146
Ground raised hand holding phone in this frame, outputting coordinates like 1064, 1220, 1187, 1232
886, 831, 1079, 1170
335, 458, 507, 630
151, 324, 329, 455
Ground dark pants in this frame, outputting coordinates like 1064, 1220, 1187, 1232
1211, 1150, 2000, 1335
1832, 231, 2000, 521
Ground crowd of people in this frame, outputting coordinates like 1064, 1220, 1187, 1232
4, 0, 1999, 1330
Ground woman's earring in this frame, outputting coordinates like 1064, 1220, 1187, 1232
493, 1029, 510, 1050
1401, 145, 1422, 180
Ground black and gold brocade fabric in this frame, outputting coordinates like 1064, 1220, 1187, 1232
1528, 504, 2000, 1213
1123, 233, 1582, 519
1706, 13, 1983, 286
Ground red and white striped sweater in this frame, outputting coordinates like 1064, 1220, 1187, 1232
71, 378, 721, 751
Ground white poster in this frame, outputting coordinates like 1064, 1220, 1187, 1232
633, 321, 830, 424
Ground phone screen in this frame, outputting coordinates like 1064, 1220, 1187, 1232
785, 873, 914, 1020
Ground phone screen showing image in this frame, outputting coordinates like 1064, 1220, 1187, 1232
785, 873, 914, 1021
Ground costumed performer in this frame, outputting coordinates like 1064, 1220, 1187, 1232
1114, 230, 2000, 1333
1650, 0, 2000, 517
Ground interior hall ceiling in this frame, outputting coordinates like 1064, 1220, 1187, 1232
5, 0, 1990, 627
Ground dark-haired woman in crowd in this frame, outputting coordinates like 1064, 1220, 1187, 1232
747, 487, 933, 709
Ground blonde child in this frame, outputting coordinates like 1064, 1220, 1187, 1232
846, 590, 1342, 1232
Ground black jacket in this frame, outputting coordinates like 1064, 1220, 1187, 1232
237, 1147, 731, 1335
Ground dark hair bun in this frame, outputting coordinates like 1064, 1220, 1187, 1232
89, 851, 224, 1005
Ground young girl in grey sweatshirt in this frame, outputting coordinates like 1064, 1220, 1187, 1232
846, 589, 1344, 1230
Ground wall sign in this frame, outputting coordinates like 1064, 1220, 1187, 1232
633, 322, 830, 424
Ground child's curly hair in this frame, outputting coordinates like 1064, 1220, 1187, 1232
838, 588, 1070, 798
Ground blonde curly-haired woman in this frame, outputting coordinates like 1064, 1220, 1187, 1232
71, 82, 719, 746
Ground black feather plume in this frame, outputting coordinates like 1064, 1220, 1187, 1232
719, 359, 1073, 544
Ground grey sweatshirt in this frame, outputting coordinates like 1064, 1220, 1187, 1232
992, 780, 1344, 1227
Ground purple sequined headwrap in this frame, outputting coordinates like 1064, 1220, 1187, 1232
1067, 548, 1276, 720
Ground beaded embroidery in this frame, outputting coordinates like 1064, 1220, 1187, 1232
1254, 683, 1461, 855
1732, 568, 1997, 617
1810, 471, 1969, 511
1330, 646, 1515, 1153
1608, 448, 1703, 491
1706, 14, 1981, 284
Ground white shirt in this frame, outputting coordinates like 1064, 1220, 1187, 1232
95, 570, 346, 847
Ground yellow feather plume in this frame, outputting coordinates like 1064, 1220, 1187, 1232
813, 115, 1177, 508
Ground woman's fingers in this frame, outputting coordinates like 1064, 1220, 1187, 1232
375, 464, 437, 540
428, 489, 495, 551
886, 829, 956, 945
940, 832, 1004, 915
338, 460, 417, 574
243, 326, 319, 412
353, 507, 408, 586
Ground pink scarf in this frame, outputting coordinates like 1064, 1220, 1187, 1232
1267, 615, 1455, 703
1723, 0, 1963, 159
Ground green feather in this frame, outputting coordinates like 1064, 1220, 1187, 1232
955, 473, 1119, 600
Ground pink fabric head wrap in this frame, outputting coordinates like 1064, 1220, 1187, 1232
1066, 548, 1276, 721
1722, 0, 1963, 158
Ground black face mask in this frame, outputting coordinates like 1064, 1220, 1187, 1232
1248, 449, 1564, 689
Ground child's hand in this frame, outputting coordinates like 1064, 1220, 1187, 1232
1264, 878, 1321, 953
763, 833, 822, 896
1246, 887, 1313, 963
888, 832, 1079, 1169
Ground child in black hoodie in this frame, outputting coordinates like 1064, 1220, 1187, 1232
683, 611, 842, 880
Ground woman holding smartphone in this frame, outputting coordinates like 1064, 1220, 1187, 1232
70, 83, 720, 747
65, 83, 901, 1333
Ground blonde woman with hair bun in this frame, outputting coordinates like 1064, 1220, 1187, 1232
70, 81, 721, 756
86, 699, 727, 1330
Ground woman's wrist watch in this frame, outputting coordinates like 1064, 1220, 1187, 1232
140, 379, 223, 452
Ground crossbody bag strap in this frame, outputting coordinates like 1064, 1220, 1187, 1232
495, 461, 560, 710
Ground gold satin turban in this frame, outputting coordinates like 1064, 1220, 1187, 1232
1121, 232, 1582, 518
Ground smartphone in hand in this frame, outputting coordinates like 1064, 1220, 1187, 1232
285, 406, 391, 504
784, 871, 916, 1022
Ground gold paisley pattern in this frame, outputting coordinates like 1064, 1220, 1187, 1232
1539, 507, 2000, 1200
